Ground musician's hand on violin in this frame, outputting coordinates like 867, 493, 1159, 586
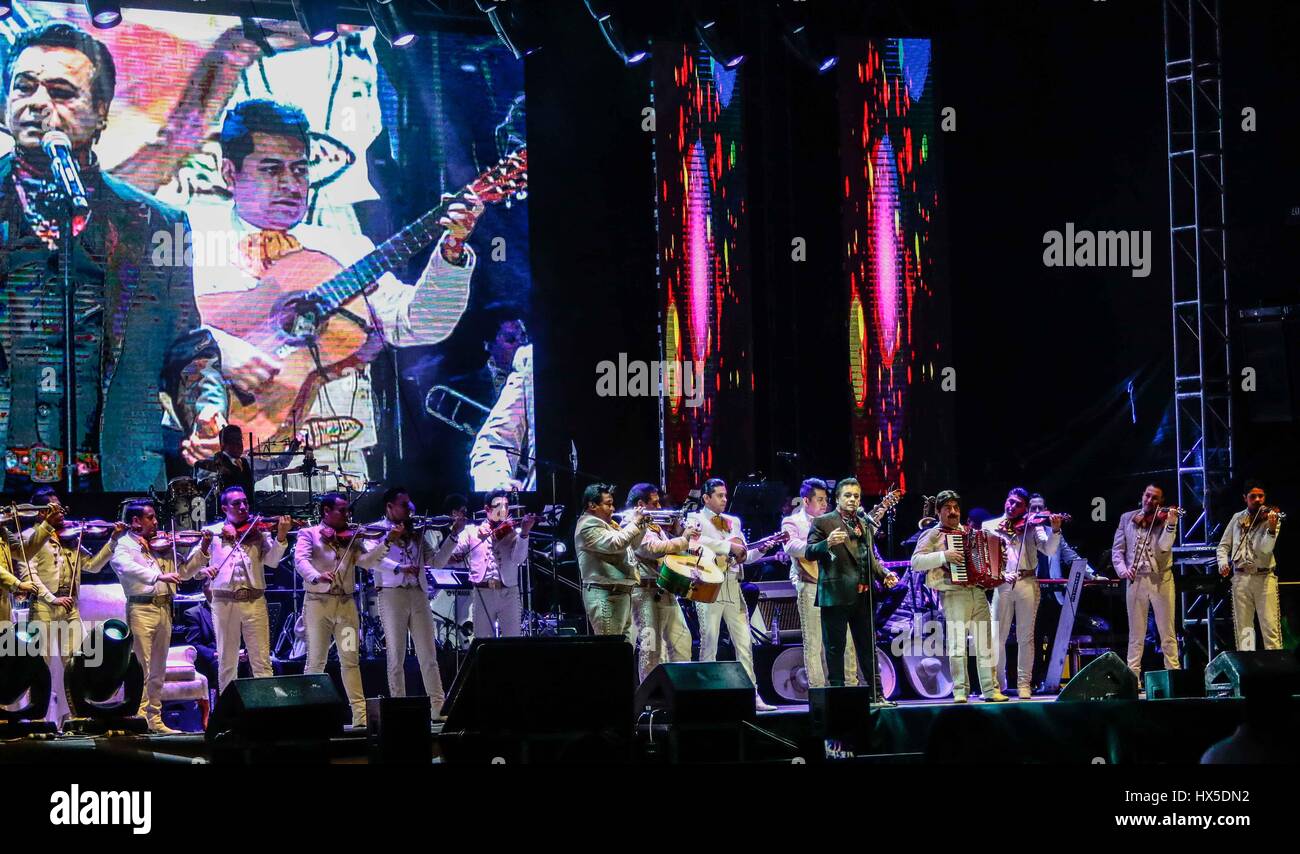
1049, 514, 1065, 533
221, 523, 239, 542
387, 525, 405, 544
158, 573, 182, 585
883, 571, 900, 589
522, 515, 536, 536
14, 580, 36, 597
276, 516, 293, 540
1267, 509, 1281, 532
182, 406, 225, 466
437, 192, 484, 266
110, 522, 127, 539
827, 529, 849, 547
943, 548, 964, 566
200, 530, 214, 549
55, 596, 75, 609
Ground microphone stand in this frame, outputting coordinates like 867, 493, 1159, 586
859, 508, 886, 706
60, 209, 77, 493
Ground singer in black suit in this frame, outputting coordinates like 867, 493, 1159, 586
176, 585, 219, 690
204, 425, 257, 497
805, 478, 900, 695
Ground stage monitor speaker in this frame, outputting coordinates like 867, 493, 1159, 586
440, 636, 634, 764
634, 662, 754, 762
809, 686, 875, 747
1205, 650, 1300, 698
1056, 652, 1138, 701
366, 697, 432, 764
208, 674, 347, 741
1144, 668, 1206, 699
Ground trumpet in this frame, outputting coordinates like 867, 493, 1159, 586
613, 509, 685, 526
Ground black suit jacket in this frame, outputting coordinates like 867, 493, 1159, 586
209, 453, 255, 496
0, 154, 227, 490
805, 511, 886, 608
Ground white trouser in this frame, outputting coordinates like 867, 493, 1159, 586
29, 601, 80, 727
1231, 572, 1282, 651
470, 585, 522, 639
695, 573, 755, 685
794, 579, 858, 689
377, 586, 445, 715
630, 585, 693, 682
212, 597, 273, 697
126, 602, 172, 724
941, 587, 998, 699
1125, 572, 1179, 676
303, 594, 366, 727
992, 577, 1040, 692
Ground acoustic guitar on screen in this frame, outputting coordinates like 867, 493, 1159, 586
197, 148, 528, 446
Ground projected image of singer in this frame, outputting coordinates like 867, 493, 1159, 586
0, 22, 227, 491
190, 99, 481, 492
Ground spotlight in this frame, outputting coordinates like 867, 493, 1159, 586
84, 0, 122, 29
292, 0, 339, 45
370, 0, 417, 48
65, 619, 145, 733
476, 0, 542, 60
691, 1, 745, 68
584, 0, 649, 66
777, 0, 837, 74
0, 1, 12, 20
0, 623, 53, 732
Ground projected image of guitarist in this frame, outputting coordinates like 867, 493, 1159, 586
188, 99, 503, 490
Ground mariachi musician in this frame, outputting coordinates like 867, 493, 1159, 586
449, 489, 533, 640
1112, 485, 1181, 679
624, 483, 698, 682
1217, 480, 1284, 651
910, 490, 1008, 704
575, 484, 647, 637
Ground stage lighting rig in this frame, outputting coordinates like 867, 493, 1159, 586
476, 0, 542, 60
777, 0, 837, 74
370, 0, 417, 47
292, 0, 339, 45
690, 0, 746, 68
584, 0, 649, 66
85, 0, 121, 29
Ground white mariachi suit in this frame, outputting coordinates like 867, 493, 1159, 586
984, 517, 1059, 694
911, 527, 1000, 701
110, 535, 206, 727
1112, 511, 1180, 677
451, 522, 529, 639
1217, 510, 1283, 651
630, 523, 695, 682
781, 509, 859, 689
16, 523, 114, 726
689, 508, 762, 686
294, 525, 388, 727
191, 524, 287, 696
366, 519, 447, 717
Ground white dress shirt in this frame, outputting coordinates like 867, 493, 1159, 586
112, 535, 206, 597
191, 522, 287, 591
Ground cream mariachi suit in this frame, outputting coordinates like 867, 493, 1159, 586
629, 522, 696, 681
689, 507, 763, 685
782, 508, 859, 689
1217, 510, 1283, 650
910, 527, 1000, 701
294, 524, 388, 726
983, 516, 1059, 693
574, 512, 646, 637
450, 520, 530, 639
190, 523, 287, 696
364, 519, 450, 716
110, 535, 207, 726
1112, 510, 1180, 676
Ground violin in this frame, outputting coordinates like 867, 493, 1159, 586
323, 524, 389, 544
1135, 506, 1184, 529
1240, 506, 1286, 530
486, 514, 538, 541
1002, 511, 1071, 534
147, 531, 207, 551
55, 519, 120, 539
224, 516, 307, 540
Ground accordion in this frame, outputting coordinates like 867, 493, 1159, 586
941, 526, 1005, 589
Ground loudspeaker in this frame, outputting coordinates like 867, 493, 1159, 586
208, 674, 347, 741
440, 636, 634, 763
1144, 668, 1206, 699
809, 686, 874, 744
634, 662, 754, 762
1205, 650, 1300, 698
366, 697, 432, 764
1056, 652, 1138, 701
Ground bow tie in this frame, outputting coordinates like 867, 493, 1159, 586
710, 515, 729, 533
236, 230, 304, 278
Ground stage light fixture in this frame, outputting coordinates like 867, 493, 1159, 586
778, 0, 837, 74
584, 0, 649, 66
476, 0, 542, 60
292, 0, 339, 45
370, 0, 417, 48
691, 1, 745, 68
0, 1, 13, 20
84, 0, 122, 29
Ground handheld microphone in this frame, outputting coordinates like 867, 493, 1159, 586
40, 131, 91, 229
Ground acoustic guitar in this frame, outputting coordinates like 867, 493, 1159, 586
198, 149, 528, 446
798, 488, 903, 581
